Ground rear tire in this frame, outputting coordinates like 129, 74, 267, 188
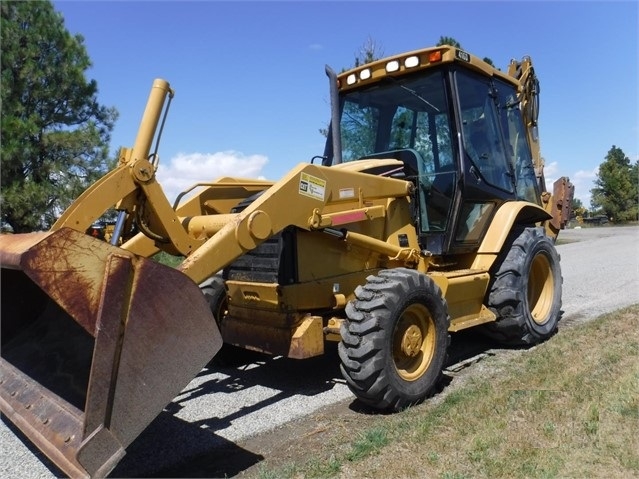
483, 226, 562, 345
339, 268, 450, 411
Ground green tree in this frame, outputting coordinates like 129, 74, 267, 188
437, 36, 462, 48
590, 146, 639, 222
1, 1, 117, 233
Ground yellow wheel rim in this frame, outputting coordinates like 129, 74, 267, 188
528, 253, 554, 325
393, 303, 435, 381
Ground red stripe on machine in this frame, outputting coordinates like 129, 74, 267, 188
331, 211, 367, 225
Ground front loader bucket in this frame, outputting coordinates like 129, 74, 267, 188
0, 228, 222, 478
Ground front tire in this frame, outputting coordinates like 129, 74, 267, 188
200, 274, 227, 325
483, 226, 562, 345
339, 268, 450, 411
200, 274, 255, 366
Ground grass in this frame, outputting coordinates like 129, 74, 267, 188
152, 251, 184, 268
254, 305, 639, 479
344, 427, 389, 462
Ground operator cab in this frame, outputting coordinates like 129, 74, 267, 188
324, 53, 541, 255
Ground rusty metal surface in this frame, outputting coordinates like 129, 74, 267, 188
19, 228, 128, 336
551, 177, 575, 230
82, 255, 132, 439
0, 360, 88, 478
106, 257, 223, 447
0, 231, 50, 268
1, 228, 222, 478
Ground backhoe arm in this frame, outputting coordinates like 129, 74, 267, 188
509, 57, 574, 238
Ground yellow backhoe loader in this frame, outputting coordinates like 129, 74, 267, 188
1, 45, 573, 477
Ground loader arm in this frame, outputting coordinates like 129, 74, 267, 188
122, 177, 274, 258
178, 162, 415, 284
52, 79, 204, 257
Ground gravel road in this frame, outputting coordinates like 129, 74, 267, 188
2, 225, 638, 478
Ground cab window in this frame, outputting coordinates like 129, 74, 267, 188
494, 79, 541, 204
456, 72, 513, 193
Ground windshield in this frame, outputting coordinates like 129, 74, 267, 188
328, 69, 457, 234
333, 69, 454, 174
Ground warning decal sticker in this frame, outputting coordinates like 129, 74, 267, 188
299, 172, 326, 201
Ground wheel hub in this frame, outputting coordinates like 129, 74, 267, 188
400, 324, 423, 357
393, 304, 436, 382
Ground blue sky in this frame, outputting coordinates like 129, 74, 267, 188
53, 0, 638, 206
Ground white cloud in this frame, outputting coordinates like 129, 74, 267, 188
543, 160, 559, 179
570, 167, 598, 207
542, 161, 560, 195
574, 167, 598, 181
542, 161, 598, 208
308, 43, 324, 51
156, 151, 268, 202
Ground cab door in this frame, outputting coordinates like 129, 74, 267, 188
450, 69, 517, 250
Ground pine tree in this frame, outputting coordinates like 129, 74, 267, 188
1, 1, 117, 232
